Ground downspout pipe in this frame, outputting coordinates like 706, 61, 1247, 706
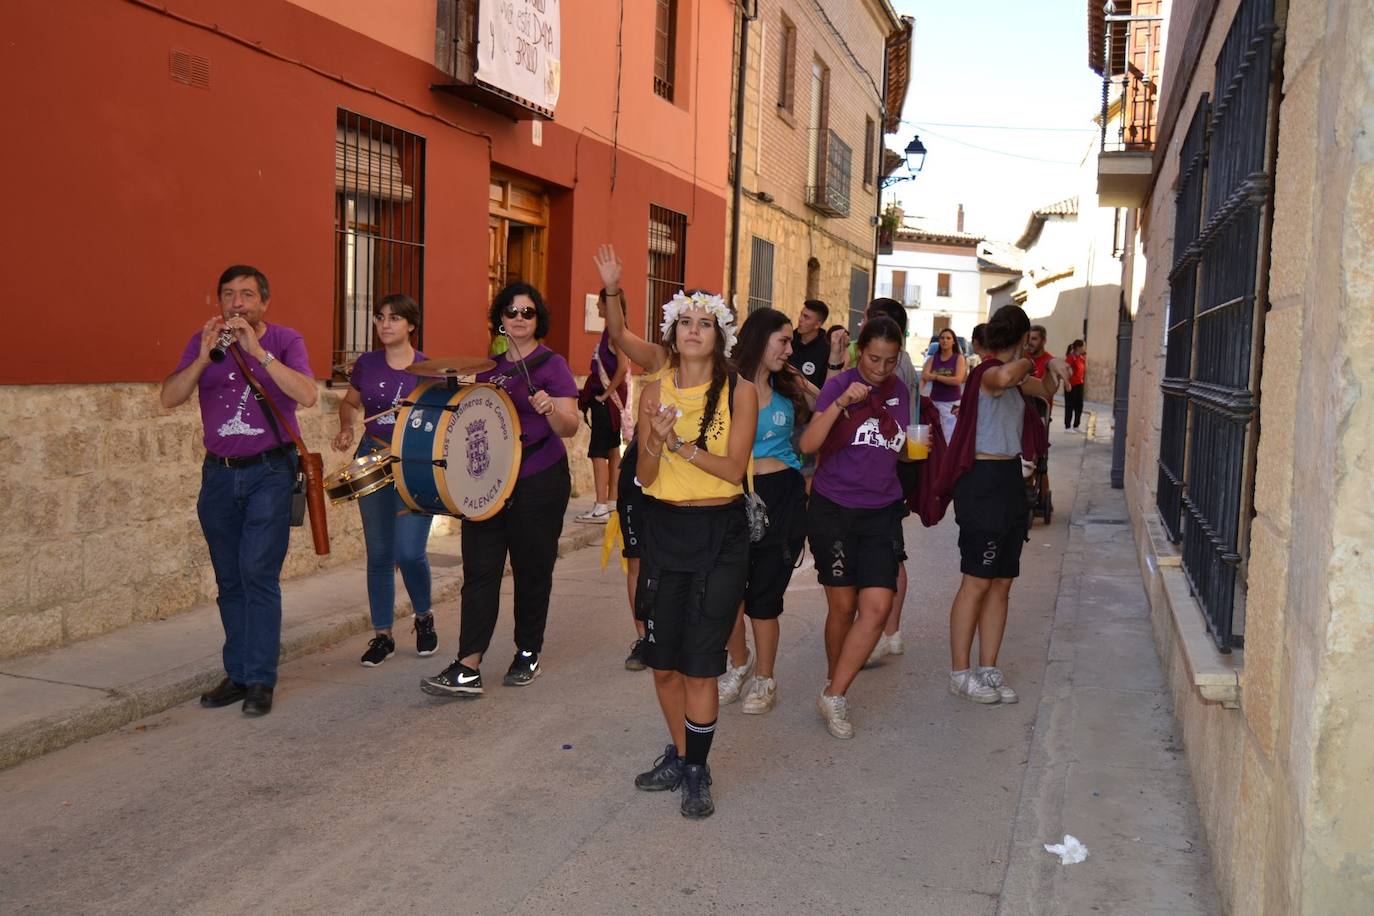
727, 1, 754, 307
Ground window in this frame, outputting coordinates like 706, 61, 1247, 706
1155, 0, 1279, 652
334, 110, 425, 379
890, 270, 906, 303
654, 0, 677, 101
805, 61, 851, 217
777, 16, 797, 116
848, 267, 869, 334
937, 273, 951, 297
747, 237, 775, 313
647, 204, 687, 337
863, 117, 876, 187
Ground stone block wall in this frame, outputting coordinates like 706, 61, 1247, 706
1121, 0, 1374, 911
1, 380, 598, 660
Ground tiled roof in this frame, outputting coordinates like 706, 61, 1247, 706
1016, 197, 1080, 249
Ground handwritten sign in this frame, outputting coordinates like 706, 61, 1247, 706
477, 0, 561, 114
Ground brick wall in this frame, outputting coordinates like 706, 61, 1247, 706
727, 0, 895, 323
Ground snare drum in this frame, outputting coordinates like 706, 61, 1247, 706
391, 382, 522, 520
323, 449, 395, 504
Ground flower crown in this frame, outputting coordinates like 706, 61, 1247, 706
659, 290, 738, 357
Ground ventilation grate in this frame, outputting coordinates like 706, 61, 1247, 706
169, 49, 210, 89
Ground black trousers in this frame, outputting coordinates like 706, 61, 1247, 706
458, 456, 571, 659
1063, 387, 1085, 428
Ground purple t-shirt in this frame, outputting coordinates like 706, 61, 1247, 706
930, 351, 962, 402
477, 343, 578, 478
587, 330, 620, 396
813, 367, 911, 508
349, 349, 426, 444
175, 323, 313, 458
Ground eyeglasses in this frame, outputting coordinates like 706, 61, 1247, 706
503, 306, 538, 320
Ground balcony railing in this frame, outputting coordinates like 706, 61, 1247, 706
875, 283, 920, 307
1099, 11, 1163, 153
807, 129, 851, 217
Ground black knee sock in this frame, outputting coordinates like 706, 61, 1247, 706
684, 717, 717, 767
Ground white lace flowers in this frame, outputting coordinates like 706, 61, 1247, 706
659, 290, 738, 357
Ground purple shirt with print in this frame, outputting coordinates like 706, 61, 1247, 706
477, 343, 578, 478
812, 367, 911, 509
175, 323, 313, 458
349, 349, 426, 444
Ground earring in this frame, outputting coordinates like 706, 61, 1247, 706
499, 326, 508, 336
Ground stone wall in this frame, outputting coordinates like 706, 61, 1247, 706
1, 381, 597, 660
1121, 0, 1374, 911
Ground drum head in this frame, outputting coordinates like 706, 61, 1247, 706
437, 384, 522, 521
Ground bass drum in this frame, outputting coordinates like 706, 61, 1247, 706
391, 381, 521, 520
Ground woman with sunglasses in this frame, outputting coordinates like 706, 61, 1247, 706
332, 294, 436, 666
421, 284, 579, 697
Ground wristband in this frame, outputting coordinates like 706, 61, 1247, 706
828, 362, 844, 370
666, 434, 684, 453
261, 351, 276, 368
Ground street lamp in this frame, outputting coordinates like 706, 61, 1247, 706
881, 134, 928, 188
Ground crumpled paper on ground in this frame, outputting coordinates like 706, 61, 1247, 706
1043, 834, 1089, 865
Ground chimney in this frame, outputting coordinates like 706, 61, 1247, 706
957, 203, 965, 233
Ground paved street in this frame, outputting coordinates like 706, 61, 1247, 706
0, 426, 1216, 915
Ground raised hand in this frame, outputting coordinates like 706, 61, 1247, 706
594, 244, 623, 293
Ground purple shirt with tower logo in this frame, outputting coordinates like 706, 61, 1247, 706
349, 349, 427, 444
477, 343, 578, 479
812, 367, 911, 509
175, 323, 313, 458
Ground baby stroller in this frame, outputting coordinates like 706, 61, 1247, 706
1025, 398, 1053, 526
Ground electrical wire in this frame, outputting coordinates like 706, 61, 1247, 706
905, 119, 1097, 133
909, 125, 1085, 165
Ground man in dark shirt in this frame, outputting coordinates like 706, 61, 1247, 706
789, 299, 835, 391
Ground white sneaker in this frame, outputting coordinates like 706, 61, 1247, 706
575, 504, 611, 524
949, 669, 1001, 704
740, 676, 777, 715
978, 666, 1018, 703
817, 690, 854, 739
718, 647, 755, 704
887, 632, 905, 655
864, 634, 890, 668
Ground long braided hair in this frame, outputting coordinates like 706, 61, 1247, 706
663, 291, 732, 449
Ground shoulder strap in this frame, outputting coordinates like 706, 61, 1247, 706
229, 344, 307, 456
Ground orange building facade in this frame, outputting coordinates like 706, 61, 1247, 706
0, 0, 735, 658
4, 0, 734, 384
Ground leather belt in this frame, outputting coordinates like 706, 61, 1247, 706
205, 444, 293, 468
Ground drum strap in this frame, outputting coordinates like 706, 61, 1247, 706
490, 348, 557, 458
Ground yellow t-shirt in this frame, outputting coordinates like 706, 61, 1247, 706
643, 372, 742, 502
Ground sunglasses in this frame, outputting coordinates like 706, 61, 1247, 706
503, 306, 538, 320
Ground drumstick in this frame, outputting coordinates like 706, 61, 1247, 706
503, 334, 538, 396
362, 404, 404, 424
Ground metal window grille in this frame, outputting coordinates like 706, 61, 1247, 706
848, 268, 869, 334
654, 0, 676, 100
807, 128, 851, 217
863, 118, 875, 186
747, 237, 774, 313
334, 110, 425, 380
1158, 0, 1279, 652
647, 205, 687, 340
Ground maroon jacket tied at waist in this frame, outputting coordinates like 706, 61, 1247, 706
908, 359, 1048, 527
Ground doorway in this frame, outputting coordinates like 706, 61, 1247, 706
488, 172, 549, 304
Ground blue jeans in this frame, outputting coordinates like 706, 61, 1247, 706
197, 452, 296, 688
357, 442, 433, 630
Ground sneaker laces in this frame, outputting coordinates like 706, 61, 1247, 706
366, 634, 391, 650
413, 615, 434, 634
981, 667, 1005, 688
824, 693, 849, 719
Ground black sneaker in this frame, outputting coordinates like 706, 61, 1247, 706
633, 744, 683, 792
414, 614, 438, 657
676, 763, 714, 818
624, 637, 648, 671
503, 650, 541, 686
360, 633, 396, 667
420, 660, 483, 697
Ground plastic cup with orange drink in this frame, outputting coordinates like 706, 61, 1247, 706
905, 423, 930, 460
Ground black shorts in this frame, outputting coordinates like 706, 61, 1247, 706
636, 500, 749, 678
744, 468, 807, 620
807, 492, 905, 591
587, 399, 621, 458
618, 439, 644, 558
953, 459, 1028, 579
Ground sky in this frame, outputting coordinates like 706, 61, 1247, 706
886, 0, 1104, 243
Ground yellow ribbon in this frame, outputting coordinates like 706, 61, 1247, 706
601, 509, 628, 573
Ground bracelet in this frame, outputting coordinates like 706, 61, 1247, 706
645, 445, 662, 457
666, 434, 684, 453
260, 351, 276, 368
686, 445, 700, 463
828, 362, 844, 370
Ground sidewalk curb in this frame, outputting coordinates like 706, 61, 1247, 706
0, 525, 605, 772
